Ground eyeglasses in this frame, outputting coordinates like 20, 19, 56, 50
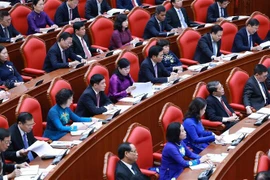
24, 122, 36, 127
2, 140, 12, 145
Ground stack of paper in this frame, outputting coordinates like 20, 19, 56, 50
27, 141, 66, 157
248, 113, 266, 119
70, 122, 102, 136
107, 8, 125, 16
0, 1, 11, 8
260, 41, 270, 49
50, 141, 74, 149
131, 82, 153, 97
257, 107, 270, 115
207, 153, 228, 163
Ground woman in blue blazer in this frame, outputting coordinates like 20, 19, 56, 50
183, 97, 222, 154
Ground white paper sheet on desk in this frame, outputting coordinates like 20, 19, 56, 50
71, 122, 95, 129
107, 8, 125, 16
131, 82, 153, 97
237, 51, 253, 58
14, 168, 44, 180
20, 165, 39, 176
0, 1, 11, 8
207, 153, 228, 163
260, 41, 270, 49
152, 83, 171, 92
179, 74, 192, 81
221, 53, 240, 61
118, 97, 141, 103
248, 113, 265, 119
257, 107, 270, 114
225, 15, 249, 21
237, 127, 256, 134
70, 122, 102, 135
115, 105, 132, 113
27, 141, 66, 157
189, 163, 210, 170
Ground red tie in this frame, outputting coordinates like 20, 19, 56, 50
221, 99, 232, 116
81, 37, 92, 58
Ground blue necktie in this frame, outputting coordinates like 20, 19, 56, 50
249, 35, 253, 48
23, 133, 34, 161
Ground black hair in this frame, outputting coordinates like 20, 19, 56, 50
217, 0, 229, 3
156, 39, 170, 48
247, 18, 260, 26
166, 122, 181, 143
254, 64, 268, 75
0, 45, 6, 53
90, 74, 104, 86
0, 11, 9, 20
211, 25, 223, 34
148, 45, 163, 59
58, 32, 72, 42
184, 97, 207, 121
255, 171, 270, 180
207, 81, 220, 95
117, 142, 131, 159
114, 58, 133, 84
32, 0, 42, 6
17, 112, 33, 124
73, 21, 85, 32
55, 88, 73, 106
155, 5, 166, 15
0, 128, 10, 141
114, 14, 128, 32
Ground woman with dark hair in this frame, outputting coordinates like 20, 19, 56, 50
27, 0, 58, 34
160, 122, 209, 180
109, 14, 139, 50
183, 97, 223, 153
0, 45, 23, 89
108, 58, 135, 102
156, 39, 183, 73
43, 88, 95, 140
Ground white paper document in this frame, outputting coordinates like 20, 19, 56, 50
187, 63, 209, 72
131, 82, 153, 97
248, 113, 265, 119
225, 15, 249, 21
0, 1, 11, 8
115, 105, 132, 113
189, 163, 210, 170
207, 153, 228, 163
260, 41, 270, 49
107, 8, 125, 16
257, 107, 270, 115
27, 141, 66, 157
70, 121, 102, 136
20, 165, 39, 176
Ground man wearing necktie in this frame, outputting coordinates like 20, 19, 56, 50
243, 64, 270, 114
232, 18, 264, 52
115, 142, 150, 180
207, 0, 229, 23
206, 81, 239, 131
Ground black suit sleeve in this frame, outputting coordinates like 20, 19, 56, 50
243, 81, 254, 107
197, 36, 214, 59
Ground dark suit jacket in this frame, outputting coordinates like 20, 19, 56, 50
116, 0, 141, 10
138, 57, 170, 83
43, 43, 81, 73
75, 86, 112, 117
155, 0, 165, 5
232, 27, 264, 52
0, 24, 20, 43
85, 0, 111, 19
72, 34, 97, 59
0, 153, 15, 179
143, 16, 173, 39
4, 124, 37, 163
193, 33, 221, 64
166, 7, 191, 28
7, 0, 31, 5
243, 76, 270, 110
266, 68, 270, 90
54, 2, 80, 27
206, 2, 228, 23
115, 161, 149, 180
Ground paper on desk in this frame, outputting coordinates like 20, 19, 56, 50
237, 127, 255, 134
220, 127, 256, 144
70, 121, 102, 136
20, 165, 39, 176
27, 141, 66, 157
50, 141, 74, 149
179, 74, 192, 81
15, 168, 44, 180
107, 8, 125, 16
260, 41, 270, 49
225, 15, 249, 21
189, 163, 210, 170
152, 83, 171, 92
0, 1, 11, 8
237, 51, 253, 58
207, 153, 228, 163
187, 63, 209, 72
115, 105, 132, 113
131, 82, 153, 97
257, 107, 270, 115
248, 113, 265, 119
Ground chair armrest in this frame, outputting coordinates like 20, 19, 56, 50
140, 169, 159, 180
22, 68, 46, 76
220, 49, 232, 55
21, 75, 32, 82
201, 119, 224, 127
180, 58, 198, 66
230, 103, 246, 112
42, 122, 47, 130
182, 65, 188, 69
91, 45, 109, 51
35, 136, 50, 142
153, 152, 162, 161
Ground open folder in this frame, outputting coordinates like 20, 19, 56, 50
27, 141, 66, 157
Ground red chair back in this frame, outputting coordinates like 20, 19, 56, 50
259, 55, 270, 68
103, 152, 120, 180
177, 28, 201, 59
108, 0, 117, 8
20, 35, 46, 70
84, 62, 110, 95
115, 50, 139, 82
123, 123, 153, 169
220, 20, 238, 52
142, 37, 158, 59
193, 82, 209, 99
9, 4, 31, 35
16, 94, 44, 137
250, 11, 270, 40
163, 1, 172, 11
56, 25, 74, 40
144, 0, 155, 5
44, 0, 62, 21
88, 16, 114, 49
159, 102, 184, 143
191, 0, 214, 23
254, 151, 270, 177
77, 0, 86, 18
0, 115, 9, 129
226, 67, 249, 105
128, 7, 150, 39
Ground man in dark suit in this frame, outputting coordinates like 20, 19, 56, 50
72, 22, 103, 59
117, 0, 141, 11
232, 18, 264, 53
54, 0, 80, 27
194, 25, 223, 64
85, 0, 111, 19
6, 0, 32, 6
138, 45, 178, 83
243, 64, 270, 114
155, 0, 165, 5
143, 5, 177, 39
205, 81, 239, 131
76, 74, 113, 117
0, 128, 29, 179
206, 0, 229, 23
0, 11, 22, 43
115, 142, 149, 180
4, 112, 37, 164
43, 32, 85, 73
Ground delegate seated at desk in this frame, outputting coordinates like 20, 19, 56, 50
75, 74, 113, 117
43, 32, 85, 73
116, 0, 141, 11
193, 25, 223, 64
243, 64, 270, 114
85, 0, 111, 19
54, 0, 80, 27
206, 0, 229, 23
4, 112, 37, 164
138, 45, 178, 83
232, 18, 264, 53
43, 89, 93, 141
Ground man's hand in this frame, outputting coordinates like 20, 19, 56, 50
252, 46, 263, 51
18, 149, 29, 157
7, 169, 21, 179
246, 106, 252, 114
16, 162, 30, 168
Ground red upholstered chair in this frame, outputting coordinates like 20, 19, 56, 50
0, 115, 9, 129
191, 0, 214, 24
44, 0, 62, 21
176, 28, 200, 66
47, 77, 77, 111
103, 152, 120, 180
143, 0, 155, 5
159, 102, 184, 144
249, 11, 270, 40
9, 4, 31, 35
56, 25, 74, 40
193, 82, 225, 134
128, 7, 150, 40
16, 94, 49, 141
142, 37, 158, 59
77, 0, 86, 18
20, 35, 46, 77
259, 55, 270, 67
87, 16, 114, 51
219, 20, 238, 54
254, 151, 270, 178
163, 1, 172, 11
108, 0, 117, 8
226, 67, 249, 112
115, 50, 139, 82
84, 62, 110, 95
123, 123, 160, 179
